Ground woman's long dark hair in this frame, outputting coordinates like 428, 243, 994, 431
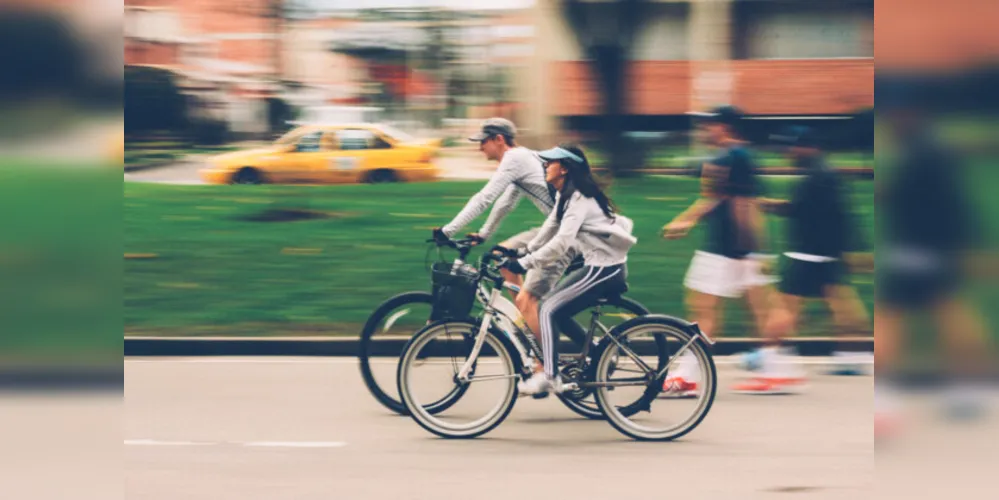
554, 143, 617, 223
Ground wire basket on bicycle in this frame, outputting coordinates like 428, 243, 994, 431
429, 257, 480, 321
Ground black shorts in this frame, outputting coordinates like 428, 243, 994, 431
779, 256, 846, 298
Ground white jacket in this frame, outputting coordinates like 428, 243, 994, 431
520, 190, 637, 270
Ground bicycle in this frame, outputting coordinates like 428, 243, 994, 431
358, 237, 649, 419
396, 250, 718, 441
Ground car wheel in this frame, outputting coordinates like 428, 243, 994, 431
367, 170, 397, 184
233, 167, 263, 185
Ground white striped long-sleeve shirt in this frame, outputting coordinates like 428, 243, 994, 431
521, 191, 637, 270
442, 147, 555, 240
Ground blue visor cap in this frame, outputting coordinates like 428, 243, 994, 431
537, 147, 584, 164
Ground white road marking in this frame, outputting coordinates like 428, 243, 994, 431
125, 440, 347, 449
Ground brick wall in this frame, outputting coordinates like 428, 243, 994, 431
731, 59, 874, 115
553, 59, 872, 116
217, 38, 277, 69
124, 40, 181, 67
628, 62, 692, 115
553, 61, 692, 116
877, 0, 999, 70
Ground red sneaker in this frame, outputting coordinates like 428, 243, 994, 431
732, 376, 807, 395
661, 377, 698, 398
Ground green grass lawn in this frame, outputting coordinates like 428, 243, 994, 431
583, 146, 874, 169
125, 176, 875, 337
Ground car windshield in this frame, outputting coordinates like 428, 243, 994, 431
376, 124, 415, 143
274, 128, 311, 146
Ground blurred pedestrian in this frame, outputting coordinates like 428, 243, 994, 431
757, 126, 872, 390
661, 105, 785, 396
877, 98, 991, 435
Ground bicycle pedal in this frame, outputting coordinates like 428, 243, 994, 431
558, 383, 579, 393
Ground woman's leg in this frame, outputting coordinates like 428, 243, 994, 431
539, 266, 625, 379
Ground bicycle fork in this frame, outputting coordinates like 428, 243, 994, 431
456, 288, 502, 382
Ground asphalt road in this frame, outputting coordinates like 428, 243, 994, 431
125, 357, 873, 499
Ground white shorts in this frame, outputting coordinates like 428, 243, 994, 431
683, 251, 777, 299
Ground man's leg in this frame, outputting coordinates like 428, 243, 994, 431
933, 296, 991, 379
874, 303, 905, 436
686, 289, 723, 339
745, 284, 776, 342
517, 291, 541, 344
823, 283, 873, 375
825, 284, 870, 334
874, 304, 904, 373
766, 292, 804, 342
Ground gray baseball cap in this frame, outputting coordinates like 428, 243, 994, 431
468, 117, 517, 142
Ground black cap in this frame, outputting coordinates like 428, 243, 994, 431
692, 105, 743, 127
771, 126, 820, 148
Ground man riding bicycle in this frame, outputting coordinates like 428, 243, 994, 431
433, 118, 578, 344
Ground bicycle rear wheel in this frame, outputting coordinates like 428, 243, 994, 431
556, 296, 660, 420
359, 292, 467, 416
398, 320, 521, 439
594, 317, 717, 441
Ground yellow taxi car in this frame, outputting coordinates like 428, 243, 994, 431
200, 123, 442, 185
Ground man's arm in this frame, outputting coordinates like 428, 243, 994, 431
662, 160, 729, 238
441, 163, 516, 238
477, 184, 524, 241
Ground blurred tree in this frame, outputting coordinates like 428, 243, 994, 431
562, 0, 651, 175
0, 10, 87, 102
124, 66, 187, 135
266, 97, 297, 133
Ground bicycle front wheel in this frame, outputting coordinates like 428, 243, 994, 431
359, 292, 467, 416
397, 320, 521, 439
594, 317, 717, 441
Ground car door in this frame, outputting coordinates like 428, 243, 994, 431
328, 129, 377, 183
334, 128, 397, 183
280, 130, 326, 183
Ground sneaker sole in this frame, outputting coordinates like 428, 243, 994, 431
659, 391, 699, 399
734, 383, 808, 395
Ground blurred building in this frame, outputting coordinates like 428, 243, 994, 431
124, 0, 284, 133
522, 0, 874, 142
283, 16, 367, 107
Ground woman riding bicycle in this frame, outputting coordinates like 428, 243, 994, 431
501, 144, 638, 396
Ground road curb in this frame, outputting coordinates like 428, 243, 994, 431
125, 336, 873, 357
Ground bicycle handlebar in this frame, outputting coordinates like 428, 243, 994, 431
426, 236, 478, 260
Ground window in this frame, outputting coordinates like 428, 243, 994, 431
735, 3, 874, 59
295, 131, 323, 153
336, 129, 391, 151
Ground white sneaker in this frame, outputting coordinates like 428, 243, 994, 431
518, 372, 551, 397
733, 348, 807, 395
661, 351, 700, 398
828, 351, 872, 376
